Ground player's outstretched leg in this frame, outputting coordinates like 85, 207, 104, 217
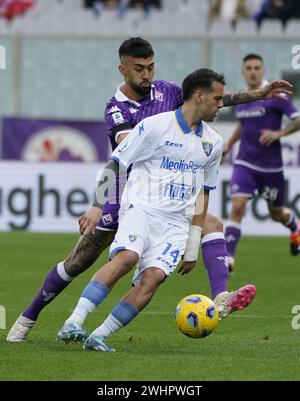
201, 214, 256, 319
83, 268, 165, 352
57, 250, 139, 345
202, 214, 230, 298
6, 230, 115, 342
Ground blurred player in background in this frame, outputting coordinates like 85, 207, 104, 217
224, 54, 300, 270
7, 39, 292, 343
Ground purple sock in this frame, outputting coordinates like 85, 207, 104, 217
225, 222, 241, 258
22, 264, 72, 321
202, 234, 230, 299
285, 211, 298, 233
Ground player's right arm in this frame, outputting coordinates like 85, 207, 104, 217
222, 122, 241, 161
78, 104, 134, 234
79, 159, 119, 235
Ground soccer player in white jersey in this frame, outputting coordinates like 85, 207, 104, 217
56, 68, 256, 352
8, 38, 291, 343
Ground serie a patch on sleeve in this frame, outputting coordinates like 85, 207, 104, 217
112, 112, 125, 125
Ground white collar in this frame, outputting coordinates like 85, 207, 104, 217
114, 82, 156, 106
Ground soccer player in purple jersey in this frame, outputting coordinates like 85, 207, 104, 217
224, 54, 300, 270
7, 39, 292, 343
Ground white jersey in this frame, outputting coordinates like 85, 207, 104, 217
110, 109, 223, 229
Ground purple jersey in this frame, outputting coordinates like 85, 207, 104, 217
105, 80, 182, 150
235, 97, 299, 172
98, 80, 183, 230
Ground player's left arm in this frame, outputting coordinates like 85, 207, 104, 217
223, 79, 293, 107
260, 117, 300, 146
260, 99, 300, 146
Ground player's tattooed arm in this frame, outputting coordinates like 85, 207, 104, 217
223, 80, 293, 107
79, 159, 119, 235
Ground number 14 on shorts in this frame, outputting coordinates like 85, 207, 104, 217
156, 243, 181, 267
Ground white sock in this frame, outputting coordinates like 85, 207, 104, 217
66, 297, 96, 325
57, 261, 73, 282
91, 314, 124, 338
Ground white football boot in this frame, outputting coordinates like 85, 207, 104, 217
6, 315, 35, 342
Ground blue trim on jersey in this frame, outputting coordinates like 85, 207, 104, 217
109, 155, 127, 170
109, 246, 126, 260
175, 109, 203, 137
204, 185, 216, 191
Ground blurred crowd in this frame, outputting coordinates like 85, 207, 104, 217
209, 0, 300, 26
84, 0, 161, 17
1, 0, 300, 28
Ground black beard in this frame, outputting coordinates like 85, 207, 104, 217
131, 83, 151, 97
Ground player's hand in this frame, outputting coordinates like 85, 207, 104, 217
259, 129, 281, 146
260, 79, 292, 100
79, 206, 102, 235
178, 261, 196, 275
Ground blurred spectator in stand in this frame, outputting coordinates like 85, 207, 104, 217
209, 0, 249, 25
253, 0, 300, 26
118, 0, 161, 17
84, 0, 120, 16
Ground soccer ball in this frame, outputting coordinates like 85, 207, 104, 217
175, 294, 219, 338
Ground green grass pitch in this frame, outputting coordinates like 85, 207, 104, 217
1, 232, 300, 381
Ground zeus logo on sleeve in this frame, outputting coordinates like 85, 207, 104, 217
160, 156, 204, 174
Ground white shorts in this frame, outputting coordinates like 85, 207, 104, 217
109, 207, 188, 281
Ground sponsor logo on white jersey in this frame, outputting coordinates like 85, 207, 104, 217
165, 140, 183, 148
164, 183, 195, 201
160, 156, 204, 174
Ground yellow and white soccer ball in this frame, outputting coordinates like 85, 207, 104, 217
175, 294, 219, 338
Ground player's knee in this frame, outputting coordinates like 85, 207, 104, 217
140, 268, 166, 292
85, 229, 115, 251
64, 235, 105, 277
269, 208, 283, 222
202, 213, 223, 237
231, 200, 246, 220
114, 250, 139, 271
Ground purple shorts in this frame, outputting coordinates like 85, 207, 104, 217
97, 203, 119, 231
230, 164, 285, 208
